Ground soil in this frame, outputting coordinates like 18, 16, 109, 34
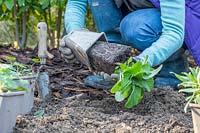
14, 88, 193, 133
0, 46, 196, 133
88, 41, 132, 74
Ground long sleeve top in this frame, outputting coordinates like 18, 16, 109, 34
137, 0, 185, 66
64, 0, 88, 33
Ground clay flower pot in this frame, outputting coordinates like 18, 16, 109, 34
189, 103, 200, 133
0, 80, 34, 133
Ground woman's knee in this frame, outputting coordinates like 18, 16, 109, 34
120, 8, 162, 50
88, 0, 122, 32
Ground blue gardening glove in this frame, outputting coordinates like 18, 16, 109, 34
84, 57, 139, 90
84, 58, 145, 90
84, 72, 119, 90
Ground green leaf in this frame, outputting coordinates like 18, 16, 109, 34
5, 0, 14, 10
119, 63, 127, 72
34, 110, 45, 118
184, 94, 194, 113
172, 72, 190, 82
5, 56, 16, 62
189, 67, 198, 79
195, 94, 200, 105
134, 78, 154, 92
143, 64, 163, 79
121, 85, 132, 99
16, 86, 28, 93
26, 0, 32, 3
143, 55, 149, 65
111, 81, 121, 93
120, 75, 132, 88
195, 95, 200, 105
18, 0, 25, 7
178, 82, 198, 88
142, 63, 151, 75
124, 61, 143, 77
127, 57, 133, 65
182, 72, 196, 82
115, 91, 125, 102
185, 95, 194, 101
125, 86, 144, 108
40, 0, 49, 9
29, 58, 40, 63
179, 88, 200, 93
13, 62, 26, 68
197, 71, 200, 85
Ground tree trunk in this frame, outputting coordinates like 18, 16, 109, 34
44, 10, 54, 49
14, 0, 21, 48
56, 0, 62, 47
21, 11, 27, 49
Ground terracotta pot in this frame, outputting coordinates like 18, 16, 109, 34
189, 103, 200, 133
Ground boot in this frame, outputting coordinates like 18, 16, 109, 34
155, 48, 188, 89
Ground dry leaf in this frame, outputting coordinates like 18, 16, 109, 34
53, 92, 62, 99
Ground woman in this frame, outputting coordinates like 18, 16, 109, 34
60, 0, 200, 89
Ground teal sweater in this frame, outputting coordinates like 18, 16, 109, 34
64, 0, 185, 66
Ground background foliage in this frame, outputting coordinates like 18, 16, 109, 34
0, 0, 95, 49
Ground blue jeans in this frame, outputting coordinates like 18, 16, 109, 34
88, 0, 162, 49
88, 0, 188, 89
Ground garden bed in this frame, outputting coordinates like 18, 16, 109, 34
0, 46, 195, 132
14, 88, 192, 132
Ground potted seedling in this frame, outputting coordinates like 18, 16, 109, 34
173, 67, 200, 133
0, 57, 34, 133
111, 56, 162, 108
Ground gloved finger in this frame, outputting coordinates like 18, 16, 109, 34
61, 53, 64, 58
103, 73, 112, 80
60, 47, 73, 55
60, 37, 66, 47
64, 58, 76, 64
98, 71, 112, 80
63, 53, 75, 60
97, 71, 105, 77
100, 72, 105, 76
111, 73, 119, 80
61, 53, 75, 62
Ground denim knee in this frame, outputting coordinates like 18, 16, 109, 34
88, 0, 122, 33
120, 8, 162, 51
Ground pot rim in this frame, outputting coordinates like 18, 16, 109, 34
0, 91, 25, 97
189, 103, 200, 109
12, 75, 36, 81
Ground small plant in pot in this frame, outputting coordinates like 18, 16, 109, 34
173, 67, 200, 133
0, 57, 34, 133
